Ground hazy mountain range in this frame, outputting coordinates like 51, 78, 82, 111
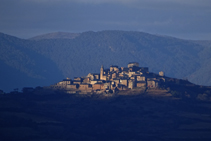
1, 30, 211, 92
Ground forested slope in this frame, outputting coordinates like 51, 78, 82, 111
0, 33, 63, 92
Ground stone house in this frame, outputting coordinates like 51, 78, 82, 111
94, 74, 100, 80
111, 73, 118, 79
87, 73, 95, 80
74, 77, 83, 81
121, 67, 129, 73
110, 65, 119, 72
55, 79, 72, 88
103, 81, 112, 90
79, 84, 92, 91
90, 80, 103, 85
147, 80, 159, 88
130, 75, 136, 80
67, 84, 79, 89
87, 73, 100, 80
73, 80, 81, 85
93, 83, 104, 90
137, 75, 146, 81
128, 79, 135, 89
147, 77, 157, 81
117, 84, 128, 90
63, 79, 72, 85
128, 71, 136, 77
136, 81, 146, 87
139, 67, 149, 73
120, 79, 128, 87
90, 79, 98, 85
113, 79, 120, 86
119, 73, 124, 77
82, 77, 90, 83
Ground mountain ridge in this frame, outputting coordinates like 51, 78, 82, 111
0, 33, 64, 92
1, 30, 211, 92
29, 32, 80, 40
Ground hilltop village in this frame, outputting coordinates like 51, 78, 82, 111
51, 62, 166, 94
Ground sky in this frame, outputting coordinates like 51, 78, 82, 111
0, 0, 211, 40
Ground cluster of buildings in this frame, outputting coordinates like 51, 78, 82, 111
52, 62, 165, 94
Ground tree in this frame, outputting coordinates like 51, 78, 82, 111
197, 93, 208, 101
171, 90, 182, 98
0, 89, 4, 94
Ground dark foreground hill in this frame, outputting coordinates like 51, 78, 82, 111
1, 30, 211, 92
1, 90, 211, 141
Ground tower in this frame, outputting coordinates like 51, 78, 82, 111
159, 71, 165, 77
100, 65, 104, 80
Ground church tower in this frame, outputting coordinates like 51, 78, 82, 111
100, 65, 104, 80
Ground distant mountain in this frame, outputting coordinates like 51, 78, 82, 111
27, 31, 211, 85
0, 33, 63, 92
1, 30, 211, 92
29, 32, 80, 40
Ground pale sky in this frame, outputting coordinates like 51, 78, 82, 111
0, 0, 211, 40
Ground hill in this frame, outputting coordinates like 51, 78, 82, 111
0, 33, 64, 92
1, 30, 211, 92
1, 64, 211, 140
1, 89, 211, 140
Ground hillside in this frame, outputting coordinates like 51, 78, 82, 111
0, 33, 63, 92
1, 90, 211, 140
1, 58, 211, 140
1, 30, 211, 92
